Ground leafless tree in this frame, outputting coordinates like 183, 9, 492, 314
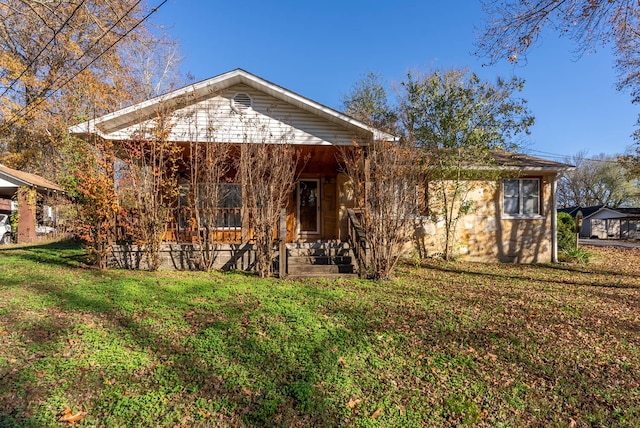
120, 108, 182, 270
185, 139, 232, 271
340, 140, 422, 279
477, 1, 640, 140
559, 151, 640, 207
237, 116, 301, 278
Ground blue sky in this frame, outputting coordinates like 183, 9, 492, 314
152, 0, 638, 161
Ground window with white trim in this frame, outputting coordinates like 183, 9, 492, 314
503, 178, 540, 217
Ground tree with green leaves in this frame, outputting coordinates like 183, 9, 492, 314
341, 68, 534, 263
557, 211, 577, 253
400, 69, 533, 151
399, 68, 534, 260
341, 72, 397, 133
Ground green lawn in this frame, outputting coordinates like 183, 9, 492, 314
0, 241, 639, 427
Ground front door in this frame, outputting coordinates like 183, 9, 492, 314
297, 179, 320, 235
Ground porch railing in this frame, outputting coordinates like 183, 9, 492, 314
164, 207, 242, 244
347, 208, 369, 278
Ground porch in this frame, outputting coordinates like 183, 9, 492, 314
110, 209, 369, 278
162, 145, 358, 245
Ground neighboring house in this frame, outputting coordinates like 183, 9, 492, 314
563, 205, 640, 239
0, 164, 64, 243
558, 205, 602, 238
69, 69, 571, 272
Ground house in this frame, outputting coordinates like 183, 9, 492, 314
69, 69, 571, 273
562, 205, 640, 239
0, 164, 64, 243
557, 205, 602, 238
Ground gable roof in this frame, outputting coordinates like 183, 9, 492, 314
558, 205, 604, 217
584, 206, 640, 220
0, 164, 63, 193
582, 206, 631, 220
69, 68, 395, 143
579, 205, 606, 218
558, 206, 581, 216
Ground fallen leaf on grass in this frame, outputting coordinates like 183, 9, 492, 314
198, 409, 212, 419
346, 398, 361, 408
338, 356, 347, 367
58, 406, 87, 426
371, 407, 382, 419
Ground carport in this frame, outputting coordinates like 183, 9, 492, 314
0, 164, 63, 244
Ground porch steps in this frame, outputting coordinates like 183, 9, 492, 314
286, 242, 358, 278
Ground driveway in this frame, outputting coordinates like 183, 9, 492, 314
579, 239, 640, 249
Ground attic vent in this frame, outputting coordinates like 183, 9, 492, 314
232, 93, 252, 112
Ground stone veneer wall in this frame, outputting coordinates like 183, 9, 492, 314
412, 177, 553, 263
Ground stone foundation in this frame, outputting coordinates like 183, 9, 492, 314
109, 243, 261, 271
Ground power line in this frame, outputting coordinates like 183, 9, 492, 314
1, 0, 165, 132
0, 0, 87, 100
527, 148, 625, 164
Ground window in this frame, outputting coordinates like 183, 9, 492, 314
215, 183, 242, 229
178, 183, 242, 230
503, 179, 540, 217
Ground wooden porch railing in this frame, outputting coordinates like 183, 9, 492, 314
163, 207, 242, 244
347, 208, 369, 278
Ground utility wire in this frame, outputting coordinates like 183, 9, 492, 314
1, 0, 165, 132
527, 148, 626, 164
0, 0, 87, 100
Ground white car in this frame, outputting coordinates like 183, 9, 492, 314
0, 214, 11, 244
36, 225, 56, 235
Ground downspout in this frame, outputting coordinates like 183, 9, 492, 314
551, 175, 558, 263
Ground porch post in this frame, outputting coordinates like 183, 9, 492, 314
240, 144, 250, 242
363, 146, 370, 209
278, 208, 287, 278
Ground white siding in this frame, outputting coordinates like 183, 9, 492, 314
101, 84, 363, 146
0, 177, 18, 188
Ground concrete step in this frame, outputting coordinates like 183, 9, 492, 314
285, 241, 357, 278
286, 242, 351, 257
287, 272, 359, 280
286, 242, 351, 249
287, 255, 353, 266
288, 263, 355, 275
